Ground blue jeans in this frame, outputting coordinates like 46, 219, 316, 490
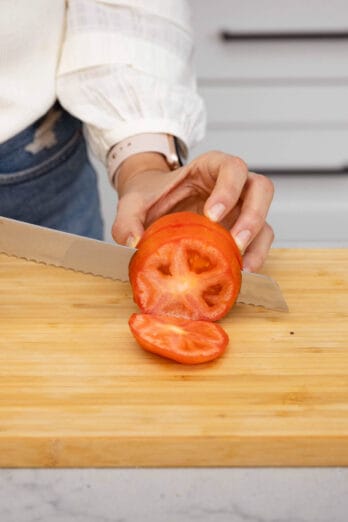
0, 103, 104, 240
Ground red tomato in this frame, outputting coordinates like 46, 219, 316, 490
140, 211, 242, 268
129, 219, 241, 321
129, 313, 229, 364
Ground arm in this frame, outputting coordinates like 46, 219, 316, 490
56, 0, 205, 163
57, 0, 274, 272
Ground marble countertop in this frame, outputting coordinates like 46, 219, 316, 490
1, 468, 348, 522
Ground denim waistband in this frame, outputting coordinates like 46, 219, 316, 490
0, 102, 81, 173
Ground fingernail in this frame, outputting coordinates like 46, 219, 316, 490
126, 235, 140, 248
233, 229, 252, 253
206, 203, 226, 222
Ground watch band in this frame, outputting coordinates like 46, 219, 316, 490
107, 133, 183, 188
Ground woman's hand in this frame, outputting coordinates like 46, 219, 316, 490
112, 150, 274, 272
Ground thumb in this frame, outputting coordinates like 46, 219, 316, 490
111, 193, 146, 246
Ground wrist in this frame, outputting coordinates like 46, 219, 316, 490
116, 152, 171, 191
108, 133, 186, 190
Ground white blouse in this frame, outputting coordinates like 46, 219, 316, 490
0, 0, 206, 166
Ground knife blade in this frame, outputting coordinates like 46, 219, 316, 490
0, 216, 288, 312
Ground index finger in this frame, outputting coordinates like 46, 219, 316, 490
230, 172, 274, 253
201, 153, 249, 222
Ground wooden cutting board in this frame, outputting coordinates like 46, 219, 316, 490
0, 249, 347, 467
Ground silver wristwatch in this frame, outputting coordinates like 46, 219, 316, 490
107, 133, 187, 187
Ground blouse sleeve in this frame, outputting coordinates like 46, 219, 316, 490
56, 0, 206, 165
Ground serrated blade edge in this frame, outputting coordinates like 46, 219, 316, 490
0, 216, 135, 281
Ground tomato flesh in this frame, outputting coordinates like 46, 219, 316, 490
129, 225, 241, 321
129, 313, 229, 364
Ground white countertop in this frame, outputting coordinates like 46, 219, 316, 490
1, 468, 348, 522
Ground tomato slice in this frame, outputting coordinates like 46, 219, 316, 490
129, 313, 229, 364
140, 211, 242, 268
129, 225, 241, 321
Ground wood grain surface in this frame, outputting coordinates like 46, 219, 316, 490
0, 249, 347, 467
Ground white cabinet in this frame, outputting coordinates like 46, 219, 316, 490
96, 1, 348, 247
189, 0, 348, 246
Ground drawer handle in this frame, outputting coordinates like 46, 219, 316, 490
250, 165, 348, 175
220, 30, 348, 41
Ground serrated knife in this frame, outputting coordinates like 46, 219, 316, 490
0, 216, 288, 312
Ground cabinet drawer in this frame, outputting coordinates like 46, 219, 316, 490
200, 85, 348, 125
190, 0, 348, 80
268, 174, 348, 246
191, 129, 348, 169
